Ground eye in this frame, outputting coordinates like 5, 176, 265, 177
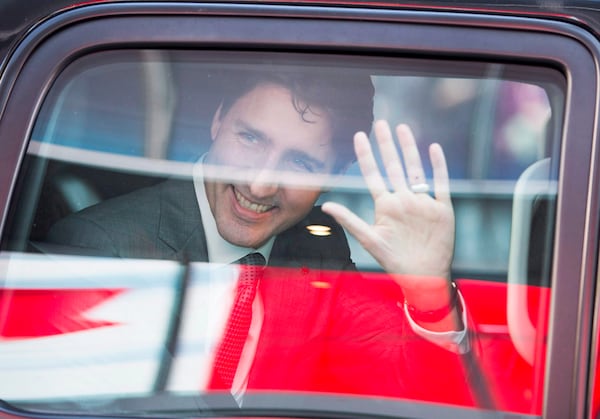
238, 131, 259, 144
290, 157, 315, 173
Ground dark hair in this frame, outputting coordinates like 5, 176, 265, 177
217, 69, 374, 172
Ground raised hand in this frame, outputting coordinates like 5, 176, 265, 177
322, 120, 458, 328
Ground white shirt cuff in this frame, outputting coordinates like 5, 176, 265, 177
403, 291, 470, 354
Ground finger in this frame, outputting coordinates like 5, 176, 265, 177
396, 124, 427, 188
354, 131, 388, 201
373, 120, 407, 192
430, 143, 451, 204
321, 201, 382, 251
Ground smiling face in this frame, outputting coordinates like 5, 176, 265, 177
204, 82, 336, 248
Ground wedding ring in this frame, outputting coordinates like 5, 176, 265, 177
410, 183, 430, 194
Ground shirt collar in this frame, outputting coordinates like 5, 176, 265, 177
192, 155, 274, 264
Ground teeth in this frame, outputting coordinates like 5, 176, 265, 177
234, 189, 273, 213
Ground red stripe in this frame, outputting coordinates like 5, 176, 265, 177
0, 289, 124, 339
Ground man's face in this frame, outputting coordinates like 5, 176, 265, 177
204, 82, 336, 248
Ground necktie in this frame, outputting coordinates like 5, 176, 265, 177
211, 252, 266, 389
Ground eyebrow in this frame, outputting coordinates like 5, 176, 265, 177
234, 119, 268, 142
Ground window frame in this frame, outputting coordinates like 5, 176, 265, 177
0, 3, 599, 418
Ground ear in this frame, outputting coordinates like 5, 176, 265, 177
210, 104, 223, 141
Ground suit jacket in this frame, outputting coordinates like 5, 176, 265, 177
47, 179, 478, 405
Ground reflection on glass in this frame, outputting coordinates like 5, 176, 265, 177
0, 51, 563, 418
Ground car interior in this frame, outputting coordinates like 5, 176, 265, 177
0, 51, 561, 288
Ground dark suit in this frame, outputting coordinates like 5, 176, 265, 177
47, 179, 477, 405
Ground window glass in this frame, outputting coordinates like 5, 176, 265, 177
0, 50, 563, 417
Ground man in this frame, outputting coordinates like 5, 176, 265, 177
47, 69, 474, 405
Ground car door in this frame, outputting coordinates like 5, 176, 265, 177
0, 2, 598, 418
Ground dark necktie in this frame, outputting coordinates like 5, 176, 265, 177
210, 252, 266, 389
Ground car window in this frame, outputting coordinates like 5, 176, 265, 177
0, 48, 563, 417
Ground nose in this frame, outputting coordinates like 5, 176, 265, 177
248, 164, 279, 199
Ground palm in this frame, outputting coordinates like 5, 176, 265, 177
371, 187, 454, 278
322, 121, 455, 291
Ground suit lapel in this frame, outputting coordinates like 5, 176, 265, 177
157, 180, 209, 262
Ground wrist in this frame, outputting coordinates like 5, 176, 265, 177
405, 281, 460, 324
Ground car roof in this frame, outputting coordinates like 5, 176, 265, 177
3, 0, 600, 56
